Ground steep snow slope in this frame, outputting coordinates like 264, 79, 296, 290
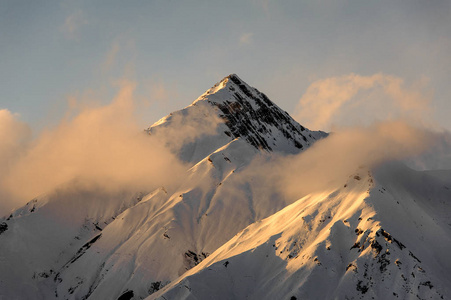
150, 163, 451, 300
0, 185, 143, 299
0, 74, 326, 300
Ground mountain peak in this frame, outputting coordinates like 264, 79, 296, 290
221, 73, 244, 86
222, 73, 240, 82
191, 74, 327, 152
192, 73, 251, 105
149, 74, 326, 158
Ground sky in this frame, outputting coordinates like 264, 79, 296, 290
1, 0, 451, 132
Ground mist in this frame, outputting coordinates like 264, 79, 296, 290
1, 72, 449, 216
238, 72, 450, 202
0, 81, 220, 216
295, 73, 432, 131
234, 120, 449, 203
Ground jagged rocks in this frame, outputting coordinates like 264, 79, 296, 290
0, 222, 8, 234
148, 281, 163, 294
184, 250, 209, 270
117, 290, 134, 300
212, 74, 319, 152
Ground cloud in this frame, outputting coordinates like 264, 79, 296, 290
0, 81, 221, 216
235, 120, 442, 203
148, 102, 222, 154
1, 70, 446, 218
146, 78, 179, 103
251, 0, 270, 14
233, 72, 447, 202
276, 121, 436, 199
102, 41, 120, 72
0, 110, 31, 171
240, 32, 254, 45
294, 73, 432, 131
404, 130, 451, 171
101, 37, 136, 72
60, 10, 88, 40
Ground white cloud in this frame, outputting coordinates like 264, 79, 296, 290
101, 36, 136, 72
240, 32, 253, 45
236, 120, 441, 202
60, 10, 88, 40
102, 42, 120, 71
251, 0, 270, 14
0, 81, 220, 216
294, 73, 432, 131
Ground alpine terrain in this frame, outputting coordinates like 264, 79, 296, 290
1, 74, 450, 300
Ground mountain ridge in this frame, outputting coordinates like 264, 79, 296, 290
149, 74, 327, 161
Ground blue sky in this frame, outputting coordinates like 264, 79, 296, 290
1, 0, 451, 131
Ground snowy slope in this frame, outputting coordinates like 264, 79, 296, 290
0, 185, 143, 299
0, 74, 326, 300
150, 163, 451, 300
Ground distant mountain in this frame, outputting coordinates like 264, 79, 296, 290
0, 75, 449, 300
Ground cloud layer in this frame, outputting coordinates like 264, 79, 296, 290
0, 81, 219, 216
236, 120, 445, 204
1, 72, 449, 217
238, 72, 449, 201
295, 73, 432, 131
60, 9, 88, 40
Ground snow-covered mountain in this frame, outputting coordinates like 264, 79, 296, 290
151, 163, 451, 300
1, 74, 450, 300
147, 74, 326, 162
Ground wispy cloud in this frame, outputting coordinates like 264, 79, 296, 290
60, 9, 88, 40
101, 37, 136, 72
0, 81, 220, 216
240, 32, 253, 45
234, 120, 445, 204
147, 79, 179, 102
0, 110, 31, 171
251, 0, 270, 15
102, 42, 120, 72
294, 73, 432, 131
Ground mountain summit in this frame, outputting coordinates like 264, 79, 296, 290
149, 74, 326, 163
195, 74, 326, 151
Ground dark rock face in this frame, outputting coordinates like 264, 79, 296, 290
213, 74, 324, 152
148, 74, 326, 158
117, 290, 134, 300
60, 234, 102, 270
0, 222, 8, 235
148, 281, 162, 294
184, 250, 209, 270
